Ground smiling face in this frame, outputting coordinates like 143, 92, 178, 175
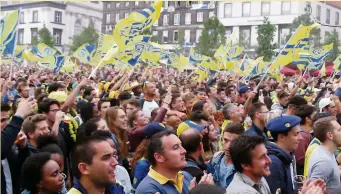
114, 109, 128, 131
242, 144, 272, 178
172, 96, 186, 112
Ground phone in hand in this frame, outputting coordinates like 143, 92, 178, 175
29, 88, 35, 97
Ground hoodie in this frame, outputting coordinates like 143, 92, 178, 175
265, 142, 296, 194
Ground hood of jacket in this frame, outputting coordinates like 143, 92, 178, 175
266, 142, 293, 165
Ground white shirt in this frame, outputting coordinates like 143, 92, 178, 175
142, 100, 159, 118
115, 165, 132, 193
2, 159, 12, 194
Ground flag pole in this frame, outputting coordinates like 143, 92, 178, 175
255, 24, 303, 90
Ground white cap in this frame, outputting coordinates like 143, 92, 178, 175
318, 98, 332, 112
288, 82, 295, 90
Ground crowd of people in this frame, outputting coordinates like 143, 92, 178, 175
1, 63, 341, 194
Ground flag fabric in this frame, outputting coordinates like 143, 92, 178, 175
228, 46, 243, 61
61, 57, 76, 73
271, 23, 319, 71
189, 47, 203, 63
40, 55, 65, 73
32, 43, 57, 58
91, 34, 117, 66
320, 62, 326, 77
1, 9, 20, 56
239, 55, 249, 75
73, 43, 96, 63
333, 55, 341, 72
113, 1, 162, 49
140, 42, 161, 63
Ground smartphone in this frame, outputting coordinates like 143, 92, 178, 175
29, 88, 35, 97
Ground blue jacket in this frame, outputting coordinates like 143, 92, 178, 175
132, 159, 151, 190
265, 142, 295, 194
206, 152, 235, 189
67, 178, 125, 194
245, 123, 268, 138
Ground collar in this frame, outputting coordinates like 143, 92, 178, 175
73, 178, 89, 194
239, 172, 258, 187
251, 122, 268, 138
148, 167, 184, 193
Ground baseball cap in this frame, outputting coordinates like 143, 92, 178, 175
143, 122, 167, 139
176, 120, 206, 136
318, 98, 333, 112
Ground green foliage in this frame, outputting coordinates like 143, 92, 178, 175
35, 26, 55, 48
175, 30, 185, 54
71, 25, 99, 52
324, 29, 340, 61
256, 17, 277, 61
197, 17, 226, 57
290, 13, 321, 47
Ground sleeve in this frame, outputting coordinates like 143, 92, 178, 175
309, 160, 333, 182
1, 115, 24, 159
18, 144, 30, 166
334, 87, 341, 97
132, 161, 150, 189
152, 107, 167, 123
264, 156, 285, 194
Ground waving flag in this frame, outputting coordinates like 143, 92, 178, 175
32, 43, 57, 58
91, 34, 117, 66
61, 57, 76, 73
1, 9, 20, 56
73, 43, 96, 63
140, 42, 161, 63
333, 55, 341, 71
113, 1, 162, 49
40, 55, 65, 73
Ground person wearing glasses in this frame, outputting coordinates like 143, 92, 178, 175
245, 102, 270, 139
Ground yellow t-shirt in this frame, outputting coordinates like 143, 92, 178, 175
303, 138, 321, 177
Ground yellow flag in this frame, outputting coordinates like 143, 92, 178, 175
1, 9, 19, 55
91, 34, 117, 66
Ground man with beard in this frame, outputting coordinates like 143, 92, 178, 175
227, 135, 272, 194
135, 130, 214, 194
16, 82, 30, 100
308, 116, 341, 191
68, 134, 124, 194
265, 115, 303, 194
207, 122, 244, 189
245, 102, 269, 138
141, 82, 159, 118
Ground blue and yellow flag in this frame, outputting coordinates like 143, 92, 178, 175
40, 55, 65, 73
113, 1, 162, 49
1, 9, 20, 56
73, 43, 96, 63
91, 33, 117, 66
228, 46, 243, 61
333, 55, 341, 72
140, 42, 161, 63
32, 43, 57, 58
61, 57, 76, 73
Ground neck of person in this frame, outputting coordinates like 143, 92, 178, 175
242, 170, 262, 184
144, 94, 154, 101
188, 151, 201, 163
225, 154, 233, 165
253, 120, 265, 131
28, 139, 37, 148
303, 123, 312, 133
80, 177, 106, 194
276, 140, 292, 153
323, 140, 338, 154
153, 165, 179, 181
209, 97, 216, 102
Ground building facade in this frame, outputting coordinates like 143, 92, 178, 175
217, 1, 341, 54
1, 1, 103, 54
102, 1, 217, 55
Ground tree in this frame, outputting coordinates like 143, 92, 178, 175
238, 34, 249, 49
256, 17, 277, 61
290, 13, 321, 47
32, 26, 55, 47
324, 29, 340, 61
71, 25, 99, 52
142, 28, 160, 43
196, 17, 226, 57
174, 30, 185, 54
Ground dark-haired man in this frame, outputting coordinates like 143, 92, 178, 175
68, 134, 124, 194
207, 122, 244, 189
226, 135, 272, 194
265, 115, 303, 194
135, 130, 214, 194
141, 82, 159, 119
245, 102, 269, 138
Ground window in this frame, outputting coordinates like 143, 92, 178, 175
116, 13, 120, 22
175, 1, 181, 7
174, 13, 180, 25
125, 2, 129, 7
316, 5, 321, 21
163, 15, 168, 26
135, 1, 139, 6
185, 13, 191, 24
74, 20, 82, 35
184, 30, 190, 42
196, 29, 202, 42
116, 2, 120, 8
106, 14, 111, 23
164, 1, 169, 8
18, 29, 24, 44
173, 30, 179, 42
261, 1, 270, 16
336, 12, 340, 26
326, 9, 330, 24
197, 12, 203, 22
281, 1, 291, 15
32, 11, 38, 22
225, 29, 232, 40
54, 11, 62, 23
106, 2, 110, 8
162, 31, 169, 43
224, 3, 232, 18
186, 1, 193, 7
242, 2, 251, 17
53, 29, 62, 45
279, 28, 290, 47
240, 27, 251, 48
125, 12, 129, 18
209, 11, 215, 18
31, 28, 38, 44
19, 12, 24, 23
152, 31, 158, 36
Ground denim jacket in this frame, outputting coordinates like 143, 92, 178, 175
207, 151, 235, 189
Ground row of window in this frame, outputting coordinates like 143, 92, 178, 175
316, 5, 340, 25
163, 1, 196, 8
19, 11, 62, 24
105, 11, 215, 25
105, 1, 151, 9
224, 1, 291, 18
17, 28, 62, 45
153, 29, 202, 43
